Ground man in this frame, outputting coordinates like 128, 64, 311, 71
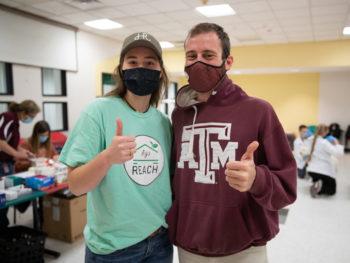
166, 23, 297, 263
293, 124, 311, 179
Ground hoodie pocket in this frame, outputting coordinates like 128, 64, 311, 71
174, 201, 253, 256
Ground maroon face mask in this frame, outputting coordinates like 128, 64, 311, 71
185, 60, 226, 93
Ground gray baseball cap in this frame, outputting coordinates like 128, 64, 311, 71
121, 32, 162, 60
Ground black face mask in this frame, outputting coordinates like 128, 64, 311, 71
122, 68, 161, 96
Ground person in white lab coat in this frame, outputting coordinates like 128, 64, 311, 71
293, 124, 311, 178
307, 124, 344, 197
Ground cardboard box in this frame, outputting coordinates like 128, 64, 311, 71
43, 193, 87, 243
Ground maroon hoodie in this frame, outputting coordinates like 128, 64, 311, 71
166, 76, 297, 257
0, 111, 20, 163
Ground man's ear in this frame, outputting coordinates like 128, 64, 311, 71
225, 55, 234, 71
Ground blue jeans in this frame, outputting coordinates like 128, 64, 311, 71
85, 227, 173, 263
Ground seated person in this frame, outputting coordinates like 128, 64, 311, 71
13, 121, 59, 216
307, 124, 344, 197
15, 120, 58, 172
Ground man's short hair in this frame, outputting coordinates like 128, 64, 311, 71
299, 125, 307, 131
185, 23, 231, 60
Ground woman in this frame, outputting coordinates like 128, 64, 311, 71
15, 120, 58, 172
307, 124, 344, 197
59, 32, 173, 263
0, 99, 40, 229
14, 120, 58, 223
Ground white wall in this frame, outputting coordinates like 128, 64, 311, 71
319, 71, 350, 137
0, 9, 77, 71
0, 30, 120, 138
66, 31, 121, 132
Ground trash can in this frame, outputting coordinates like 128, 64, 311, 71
0, 226, 46, 263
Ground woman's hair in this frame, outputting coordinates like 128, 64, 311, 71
308, 124, 329, 162
9, 100, 40, 115
29, 120, 53, 154
105, 51, 169, 107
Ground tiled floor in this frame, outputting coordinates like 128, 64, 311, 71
8, 154, 350, 263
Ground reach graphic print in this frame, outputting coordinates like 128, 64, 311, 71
124, 135, 164, 185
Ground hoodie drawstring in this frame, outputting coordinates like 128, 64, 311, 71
188, 105, 198, 158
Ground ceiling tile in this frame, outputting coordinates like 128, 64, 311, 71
138, 13, 174, 24
279, 18, 312, 27
160, 33, 186, 43
61, 12, 97, 24
311, 4, 349, 16
116, 2, 157, 16
106, 27, 134, 37
283, 25, 313, 32
269, 0, 309, 10
166, 28, 188, 38
313, 23, 342, 31
273, 8, 310, 19
146, 0, 189, 12
0, 0, 346, 46
310, 0, 349, 6
32, 1, 78, 15
128, 24, 164, 33
239, 11, 275, 22
253, 23, 283, 35
177, 17, 210, 27
226, 24, 257, 35
87, 7, 128, 19
155, 21, 186, 31
206, 15, 246, 27
233, 33, 261, 42
312, 14, 347, 24
233, 1, 271, 14
150, 30, 179, 41
112, 17, 147, 27
185, 0, 230, 8
286, 31, 314, 38
63, 0, 105, 10
166, 10, 202, 21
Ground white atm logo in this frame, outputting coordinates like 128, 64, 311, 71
177, 122, 238, 184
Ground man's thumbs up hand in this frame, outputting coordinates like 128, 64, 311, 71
241, 141, 259, 161
225, 141, 259, 192
104, 119, 136, 165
